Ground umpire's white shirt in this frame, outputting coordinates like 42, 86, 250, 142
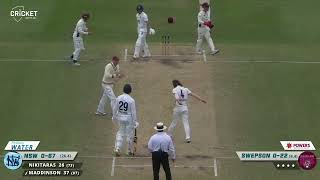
136, 12, 148, 33
148, 132, 176, 159
113, 93, 137, 123
73, 18, 88, 38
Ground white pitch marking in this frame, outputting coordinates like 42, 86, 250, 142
202, 50, 207, 63
111, 157, 116, 177
213, 158, 218, 176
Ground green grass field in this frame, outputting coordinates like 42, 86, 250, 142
1, 0, 320, 179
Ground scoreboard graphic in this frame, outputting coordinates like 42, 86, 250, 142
3, 141, 82, 177
236, 141, 317, 170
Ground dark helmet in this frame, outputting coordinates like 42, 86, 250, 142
136, 4, 144, 13
201, 2, 210, 8
123, 84, 132, 94
81, 12, 90, 20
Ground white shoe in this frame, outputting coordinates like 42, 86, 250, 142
196, 51, 202, 55
127, 151, 134, 156
95, 111, 107, 116
142, 55, 151, 58
210, 49, 220, 55
73, 62, 81, 66
186, 138, 191, 143
114, 149, 121, 157
132, 56, 139, 60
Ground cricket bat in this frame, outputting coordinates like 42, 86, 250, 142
133, 128, 137, 155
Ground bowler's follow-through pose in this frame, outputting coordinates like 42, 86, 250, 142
196, 3, 219, 55
133, 4, 151, 59
70, 12, 91, 66
113, 84, 138, 156
168, 80, 207, 143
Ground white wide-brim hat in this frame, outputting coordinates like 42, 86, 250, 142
154, 122, 167, 131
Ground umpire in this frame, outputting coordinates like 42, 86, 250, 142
148, 122, 176, 180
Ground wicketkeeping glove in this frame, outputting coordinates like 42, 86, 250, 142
204, 21, 214, 29
134, 121, 139, 128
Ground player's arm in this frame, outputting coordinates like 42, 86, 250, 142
77, 23, 89, 35
147, 137, 153, 152
168, 138, 176, 161
131, 100, 138, 127
114, 66, 125, 79
198, 12, 205, 26
112, 98, 119, 121
145, 14, 150, 35
173, 92, 183, 105
104, 64, 114, 78
190, 92, 207, 103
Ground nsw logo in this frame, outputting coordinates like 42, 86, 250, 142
10, 6, 38, 22
3, 152, 23, 170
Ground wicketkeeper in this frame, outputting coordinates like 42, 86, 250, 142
70, 12, 91, 66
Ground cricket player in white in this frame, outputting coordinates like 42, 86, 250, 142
70, 13, 91, 66
196, 3, 219, 55
113, 84, 138, 156
168, 80, 207, 143
96, 56, 124, 116
133, 4, 151, 59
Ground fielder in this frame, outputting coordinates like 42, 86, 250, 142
113, 84, 138, 156
96, 56, 124, 116
196, 3, 219, 55
70, 12, 91, 66
133, 4, 151, 59
168, 80, 207, 143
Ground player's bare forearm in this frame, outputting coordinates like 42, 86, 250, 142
191, 93, 207, 103
147, 22, 150, 35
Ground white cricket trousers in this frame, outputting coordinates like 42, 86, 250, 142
73, 37, 85, 61
168, 106, 191, 140
133, 31, 151, 58
115, 117, 135, 153
96, 83, 116, 114
196, 27, 216, 53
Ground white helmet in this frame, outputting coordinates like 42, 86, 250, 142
149, 28, 156, 35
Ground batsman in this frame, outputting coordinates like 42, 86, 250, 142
196, 2, 219, 55
112, 84, 139, 156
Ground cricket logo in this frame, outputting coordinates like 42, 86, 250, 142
3, 151, 23, 170
10, 6, 38, 22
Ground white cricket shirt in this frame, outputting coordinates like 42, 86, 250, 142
73, 18, 88, 38
113, 93, 137, 123
136, 12, 148, 33
172, 85, 192, 107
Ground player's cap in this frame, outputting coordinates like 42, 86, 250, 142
201, 2, 210, 8
123, 84, 132, 94
154, 122, 167, 131
136, 4, 144, 13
